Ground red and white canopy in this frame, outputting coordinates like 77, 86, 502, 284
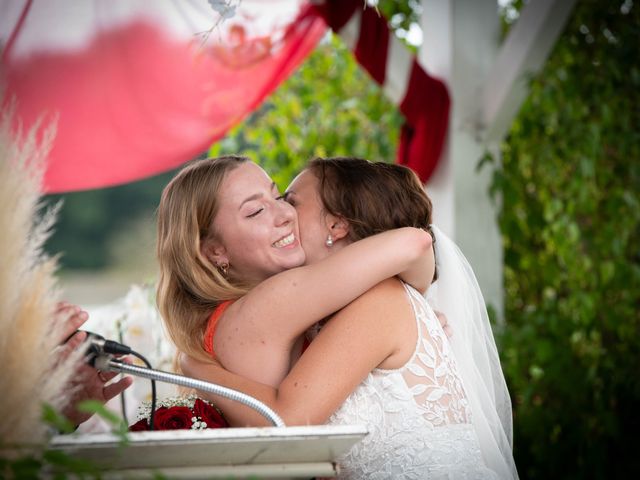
1, 0, 448, 192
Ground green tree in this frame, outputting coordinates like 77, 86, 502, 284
486, 1, 640, 477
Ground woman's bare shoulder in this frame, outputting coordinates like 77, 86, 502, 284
355, 276, 407, 301
334, 276, 410, 321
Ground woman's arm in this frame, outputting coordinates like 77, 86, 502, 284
184, 279, 413, 426
396, 236, 434, 294
227, 227, 431, 345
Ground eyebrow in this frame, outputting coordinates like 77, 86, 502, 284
239, 182, 277, 209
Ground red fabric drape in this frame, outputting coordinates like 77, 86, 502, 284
1, 1, 325, 192
314, 0, 450, 183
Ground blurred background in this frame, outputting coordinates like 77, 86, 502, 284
27, 0, 640, 477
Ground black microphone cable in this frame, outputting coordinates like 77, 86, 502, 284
128, 350, 156, 431
117, 328, 127, 423
75, 331, 158, 431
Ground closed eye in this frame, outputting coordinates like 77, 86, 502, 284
246, 208, 264, 218
283, 192, 295, 206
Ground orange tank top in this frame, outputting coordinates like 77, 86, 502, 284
203, 299, 313, 358
203, 300, 234, 358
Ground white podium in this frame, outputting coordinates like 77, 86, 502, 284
51, 425, 367, 479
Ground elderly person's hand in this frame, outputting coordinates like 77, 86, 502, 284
54, 302, 133, 427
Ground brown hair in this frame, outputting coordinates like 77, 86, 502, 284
306, 156, 437, 279
156, 156, 250, 363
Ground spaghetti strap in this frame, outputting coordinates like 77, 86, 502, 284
203, 300, 234, 358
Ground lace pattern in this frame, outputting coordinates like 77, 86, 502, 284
328, 283, 497, 479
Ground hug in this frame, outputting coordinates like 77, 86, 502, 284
152, 155, 518, 479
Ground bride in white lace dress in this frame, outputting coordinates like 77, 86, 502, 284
175, 157, 516, 479
327, 282, 497, 479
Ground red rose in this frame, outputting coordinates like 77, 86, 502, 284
193, 399, 228, 428
129, 418, 150, 431
153, 406, 193, 430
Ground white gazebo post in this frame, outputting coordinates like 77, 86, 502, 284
419, 0, 576, 319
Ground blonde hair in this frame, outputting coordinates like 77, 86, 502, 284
157, 156, 250, 363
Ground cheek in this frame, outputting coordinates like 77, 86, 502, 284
296, 210, 314, 242
239, 224, 271, 251
219, 219, 265, 258
296, 212, 324, 262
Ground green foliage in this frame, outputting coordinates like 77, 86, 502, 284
376, 0, 421, 49
209, 34, 401, 189
76, 400, 130, 446
41, 404, 75, 435
1, 401, 128, 478
45, 169, 178, 270
486, 1, 640, 478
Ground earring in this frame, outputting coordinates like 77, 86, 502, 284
325, 234, 334, 247
217, 262, 229, 277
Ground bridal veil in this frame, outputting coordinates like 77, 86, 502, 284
427, 225, 519, 479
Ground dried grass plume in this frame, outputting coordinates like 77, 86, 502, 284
0, 103, 78, 447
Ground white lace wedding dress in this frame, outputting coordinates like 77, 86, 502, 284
327, 283, 499, 479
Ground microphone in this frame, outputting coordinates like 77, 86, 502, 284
82, 331, 132, 367
73, 332, 285, 428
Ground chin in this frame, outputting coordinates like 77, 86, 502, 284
281, 251, 306, 270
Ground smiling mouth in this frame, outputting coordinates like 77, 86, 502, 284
273, 233, 295, 248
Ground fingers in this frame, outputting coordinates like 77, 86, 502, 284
66, 330, 88, 350
55, 301, 68, 313
54, 303, 89, 345
97, 370, 119, 383
434, 310, 453, 338
54, 329, 88, 364
102, 376, 133, 402
443, 325, 453, 338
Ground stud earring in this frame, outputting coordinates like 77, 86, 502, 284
325, 234, 334, 247
217, 262, 229, 276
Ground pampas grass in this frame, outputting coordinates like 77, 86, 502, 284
0, 103, 79, 448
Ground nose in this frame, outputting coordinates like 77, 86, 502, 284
275, 198, 296, 226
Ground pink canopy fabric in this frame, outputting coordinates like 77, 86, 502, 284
1, 0, 449, 193
1, 0, 325, 192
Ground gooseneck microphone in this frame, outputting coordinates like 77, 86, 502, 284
74, 331, 285, 428
74, 330, 157, 429
82, 331, 132, 367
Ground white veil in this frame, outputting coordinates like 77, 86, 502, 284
426, 225, 518, 479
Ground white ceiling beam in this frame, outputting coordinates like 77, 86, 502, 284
480, 0, 577, 142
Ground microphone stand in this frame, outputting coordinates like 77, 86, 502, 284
95, 355, 285, 428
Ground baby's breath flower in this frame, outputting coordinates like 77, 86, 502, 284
136, 394, 203, 421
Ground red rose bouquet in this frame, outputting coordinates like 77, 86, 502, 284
129, 394, 228, 431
